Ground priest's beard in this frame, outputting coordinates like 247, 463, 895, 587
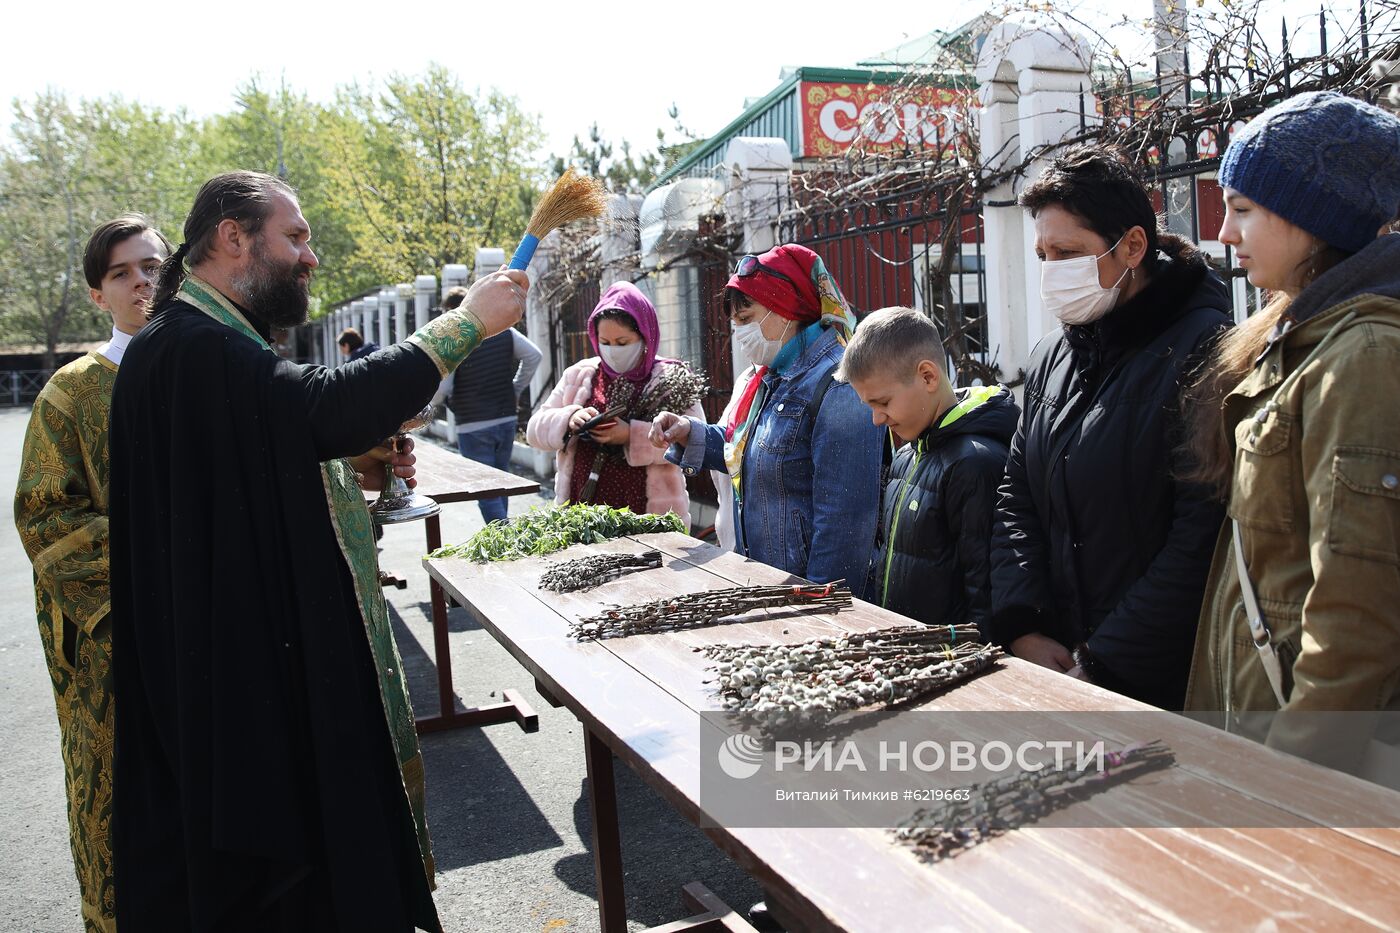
232, 237, 312, 329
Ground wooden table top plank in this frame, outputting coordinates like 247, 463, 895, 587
426, 553, 1053, 930
627, 535, 1400, 844
430, 539, 1400, 844
424, 535, 1400, 931
369, 440, 539, 504
937, 661, 1400, 850
425, 554, 713, 798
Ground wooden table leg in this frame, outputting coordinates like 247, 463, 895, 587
425, 513, 455, 718
413, 513, 538, 734
585, 728, 628, 933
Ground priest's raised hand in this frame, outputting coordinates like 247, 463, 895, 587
460, 267, 529, 337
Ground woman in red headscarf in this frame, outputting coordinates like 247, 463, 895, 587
650, 244, 884, 596
527, 281, 704, 526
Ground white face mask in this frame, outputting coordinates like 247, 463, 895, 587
1040, 234, 1131, 326
599, 340, 644, 374
733, 311, 790, 367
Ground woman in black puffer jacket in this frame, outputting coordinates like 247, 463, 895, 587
989, 146, 1232, 710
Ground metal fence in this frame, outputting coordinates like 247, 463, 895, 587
551, 277, 601, 389
779, 180, 989, 384
0, 370, 56, 407
534, 5, 1390, 410
1085, 6, 1389, 322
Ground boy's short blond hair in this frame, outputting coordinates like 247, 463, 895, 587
837, 306, 945, 383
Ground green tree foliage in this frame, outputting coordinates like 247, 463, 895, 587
0, 65, 546, 357
203, 78, 368, 307
0, 92, 206, 368
552, 104, 706, 192
321, 65, 543, 293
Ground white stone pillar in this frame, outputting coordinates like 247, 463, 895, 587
360, 297, 377, 346
377, 287, 394, 347
394, 284, 411, 343
414, 274, 436, 330
724, 137, 793, 384
724, 137, 792, 255
1155, 0, 1193, 237
600, 194, 642, 289
348, 300, 362, 349
334, 308, 346, 364
975, 21, 1095, 382
976, 68, 1028, 385
441, 264, 469, 309
474, 247, 506, 283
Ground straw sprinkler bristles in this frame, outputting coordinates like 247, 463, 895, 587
526, 168, 609, 239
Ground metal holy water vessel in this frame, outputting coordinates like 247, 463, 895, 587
369, 406, 440, 525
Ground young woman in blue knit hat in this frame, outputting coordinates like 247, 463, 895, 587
1182, 91, 1400, 784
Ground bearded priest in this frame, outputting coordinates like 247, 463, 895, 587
108, 171, 527, 932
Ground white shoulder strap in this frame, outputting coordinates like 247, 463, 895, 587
1231, 519, 1289, 707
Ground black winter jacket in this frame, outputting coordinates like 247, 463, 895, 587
990, 235, 1231, 709
871, 385, 1019, 635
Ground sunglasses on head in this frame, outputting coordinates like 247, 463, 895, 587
733, 254, 797, 287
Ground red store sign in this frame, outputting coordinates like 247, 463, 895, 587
800, 81, 975, 158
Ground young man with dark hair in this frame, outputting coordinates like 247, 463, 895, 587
14, 212, 171, 933
431, 284, 542, 522
839, 306, 1018, 635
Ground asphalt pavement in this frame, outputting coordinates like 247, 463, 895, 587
0, 406, 762, 933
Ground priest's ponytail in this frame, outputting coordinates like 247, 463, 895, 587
154, 170, 297, 310
151, 242, 190, 310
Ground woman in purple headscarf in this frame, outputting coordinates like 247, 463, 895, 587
526, 282, 703, 526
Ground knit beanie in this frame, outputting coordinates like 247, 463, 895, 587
1220, 91, 1400, 254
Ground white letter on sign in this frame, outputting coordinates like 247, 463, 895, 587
860, 102, 900, 145
902, 103, 937, 145
819, 99, 859, 143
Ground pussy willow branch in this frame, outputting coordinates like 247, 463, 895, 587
893, 740, 1177, 863
570, 581, 852, 640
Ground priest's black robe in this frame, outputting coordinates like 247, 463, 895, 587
110, 295, 452, 932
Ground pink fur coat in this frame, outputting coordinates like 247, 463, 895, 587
525, 358, 703, 528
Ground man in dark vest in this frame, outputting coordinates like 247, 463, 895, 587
431, 285, 542, 522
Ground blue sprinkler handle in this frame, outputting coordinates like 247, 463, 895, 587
507, 234, 540, 271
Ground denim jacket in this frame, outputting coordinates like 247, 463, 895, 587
668, 324, 883, 597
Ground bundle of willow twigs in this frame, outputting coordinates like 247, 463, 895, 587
570, 581, 852, 640
539, 550, 663, 593
702, 627, 999, 714
631, 362, 707, 423
892, 741, 1176, 862
574, 363, 707, 503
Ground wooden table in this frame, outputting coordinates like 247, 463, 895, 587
371, 440, 541, 734
425, 532, 1400, 932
